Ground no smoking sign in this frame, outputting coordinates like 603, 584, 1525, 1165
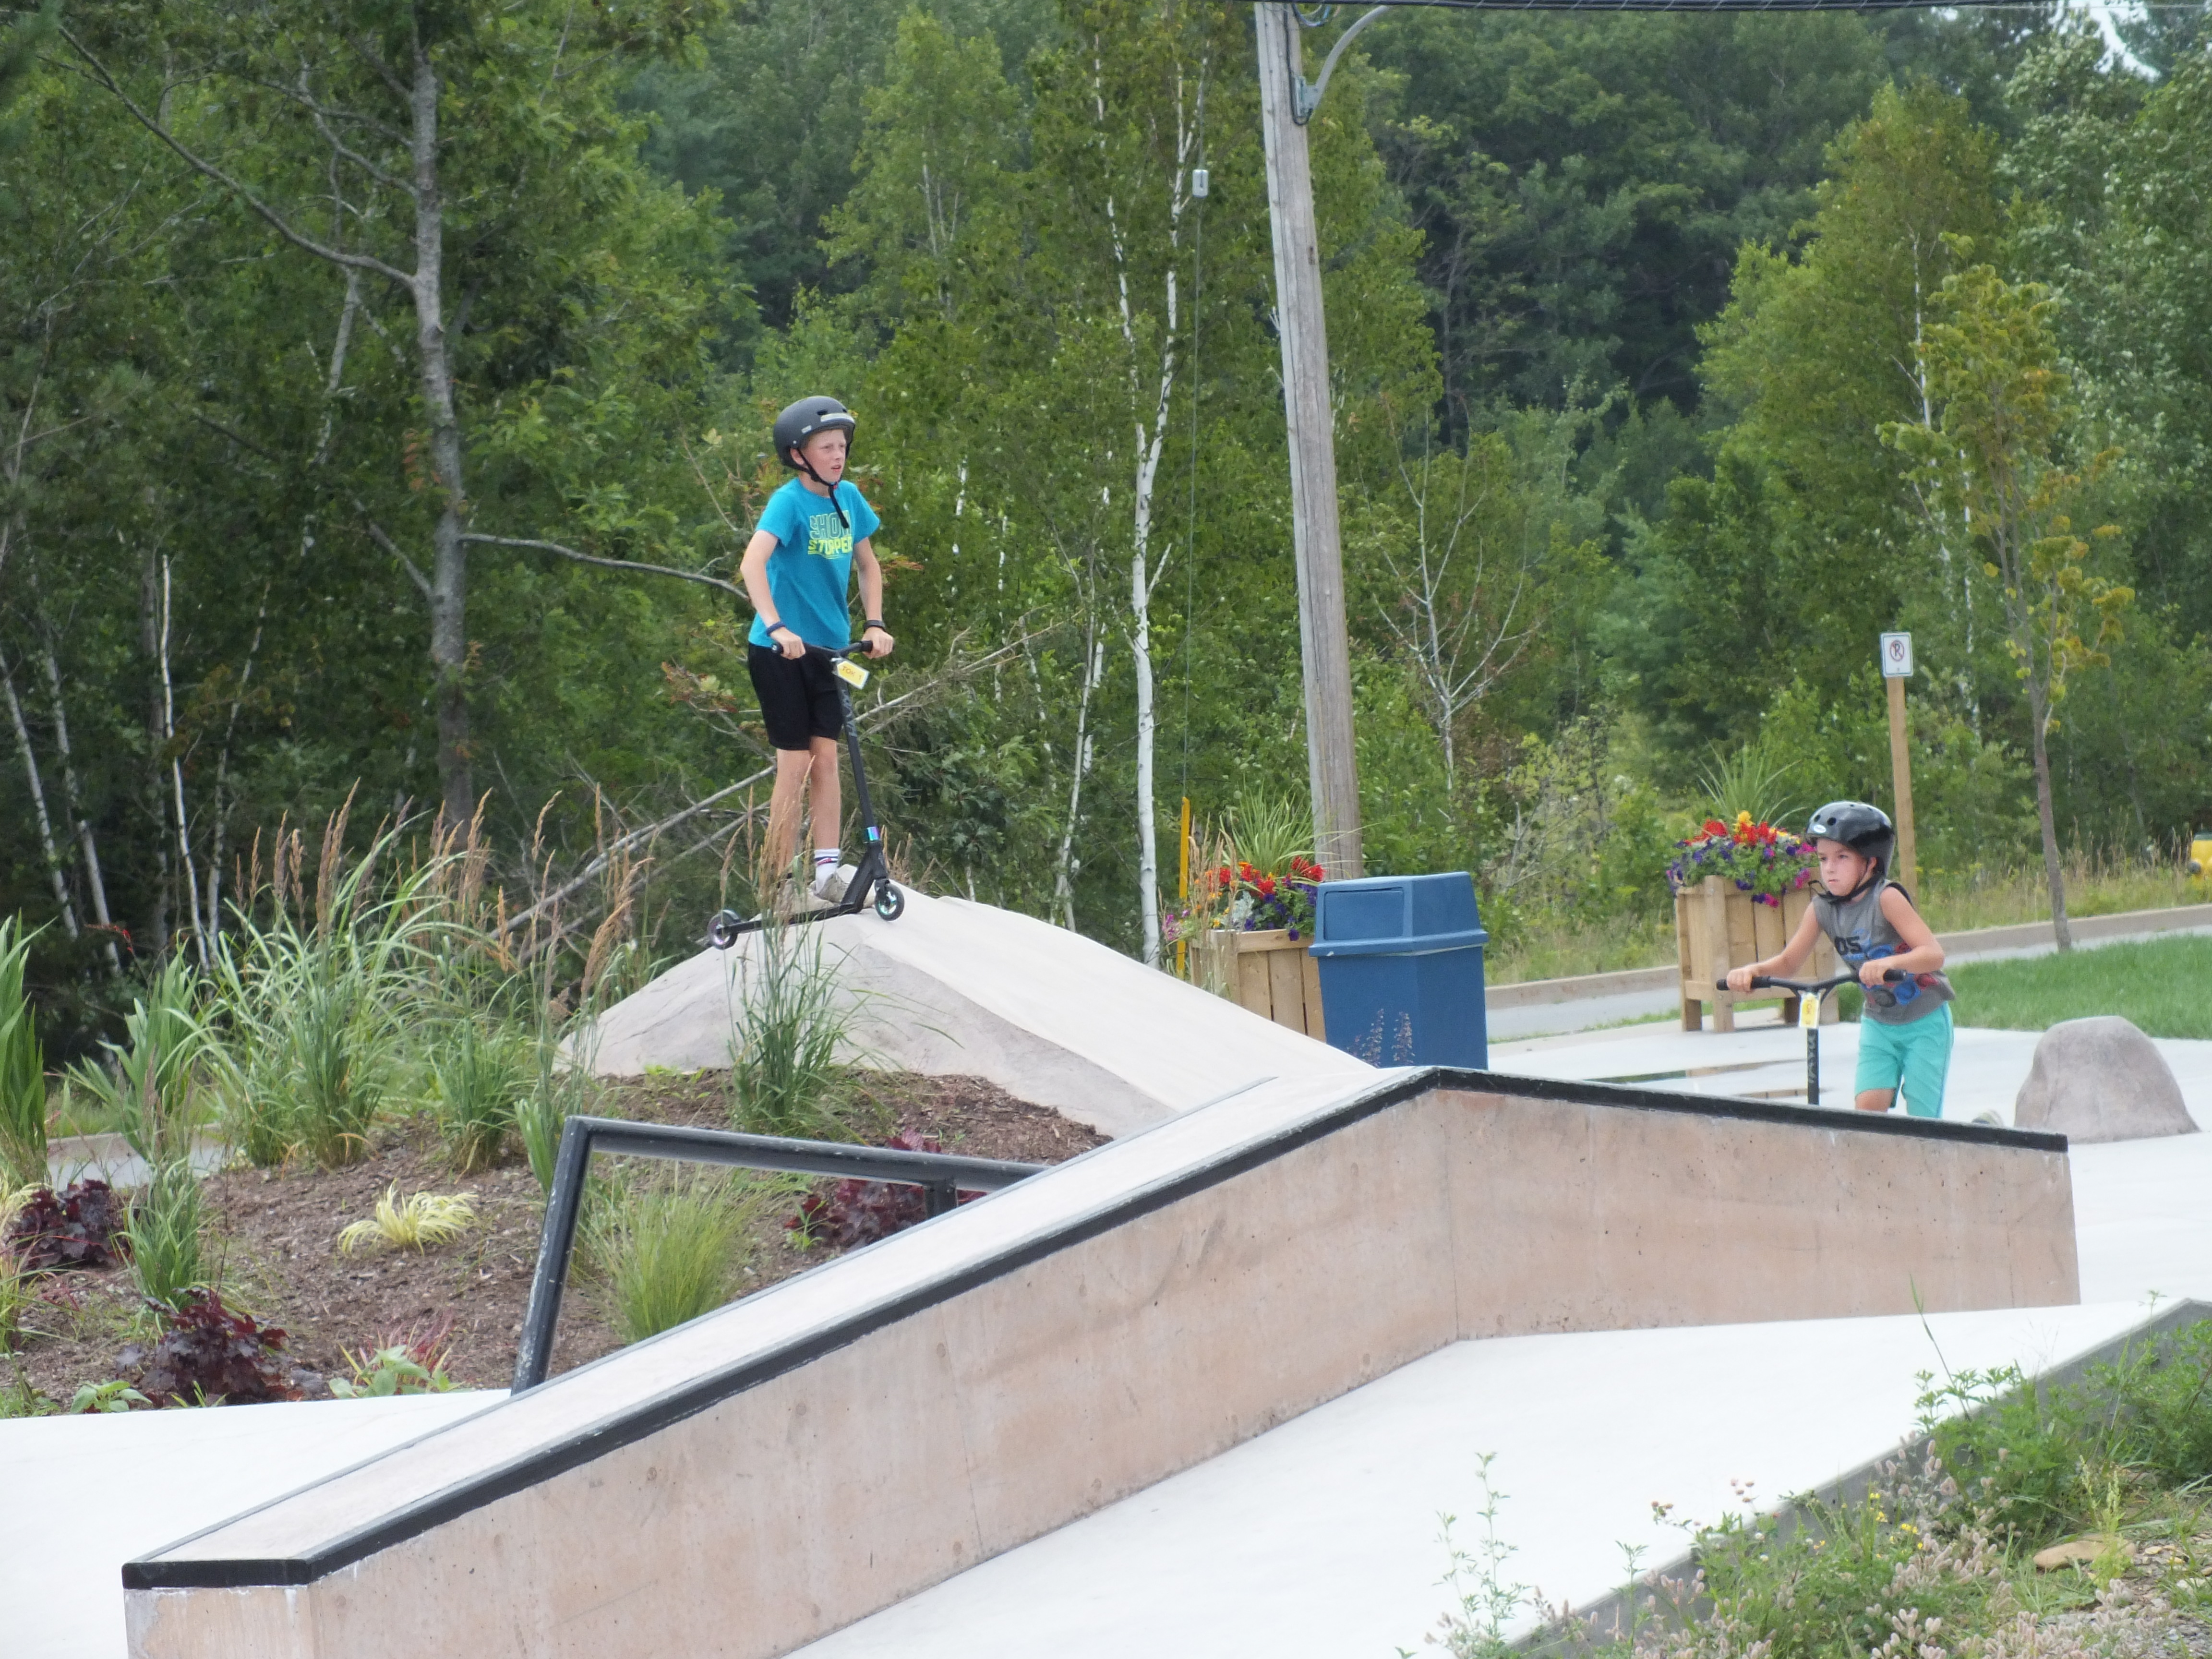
1880, 632, 1913, 678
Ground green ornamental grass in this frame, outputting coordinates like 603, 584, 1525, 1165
594, 1171, 771, 1345
0, 916, 48, 1188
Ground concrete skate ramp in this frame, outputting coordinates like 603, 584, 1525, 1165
124, 1071, 2076, 1659
578, 889, 1370, 1136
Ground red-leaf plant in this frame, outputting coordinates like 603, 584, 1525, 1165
786, 1131, 979, 1251
121, 1288, 303, 1407
7, 1179, 128, 1272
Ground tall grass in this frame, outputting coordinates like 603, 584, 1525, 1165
0, 917, 47, 1187
726, 922, 863, 1139
64, 955, 211, 1166
209, 814, 454, 1167
429, 1021, 529, 1174
591, 1169, 772, 1343
127, 1160, 208, 1309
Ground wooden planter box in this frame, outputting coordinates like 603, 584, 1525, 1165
1193, 928, 1326, 1041
1675, 877, 1838, 1032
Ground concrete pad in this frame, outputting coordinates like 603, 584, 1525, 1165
788, 1303, 2164, 1659
576, 889, 1370, 1136
0, 1389, 503, 1659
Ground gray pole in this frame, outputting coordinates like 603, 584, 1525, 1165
1254, 2, 1364, 880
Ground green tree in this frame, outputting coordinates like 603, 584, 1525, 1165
1883, 264, 2132, 946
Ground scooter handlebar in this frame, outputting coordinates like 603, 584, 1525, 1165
1712, 969, 1909, 992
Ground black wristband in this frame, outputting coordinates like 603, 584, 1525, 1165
864, 619, 886, 631
767, 622, 793, 638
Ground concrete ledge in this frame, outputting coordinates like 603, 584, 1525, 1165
123, 1070, 2077, 1659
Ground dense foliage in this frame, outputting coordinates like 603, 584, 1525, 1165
7, 0, 2212, 1047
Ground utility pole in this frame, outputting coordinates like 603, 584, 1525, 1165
1255, 2, 1364, 880
1880, 632, 1917, 890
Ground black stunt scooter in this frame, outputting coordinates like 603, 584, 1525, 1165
706, 640, 905, 949
1713, 968, 1909, 1106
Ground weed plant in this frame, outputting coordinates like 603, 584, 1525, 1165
64, 956, 211, 1166
1428, 1320, 2212, 1659
518, 1020, 601, 1194
0, 916, 48, 1186
592, 1168, 772, 1343
727, 923, 863, 1140
126, 1161, 208, 1310
430, 1020, 529, 1174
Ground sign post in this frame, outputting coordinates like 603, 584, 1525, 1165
1879, 633, 1916, 891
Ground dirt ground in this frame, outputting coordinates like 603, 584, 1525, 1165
5, 1070, 1104, 1410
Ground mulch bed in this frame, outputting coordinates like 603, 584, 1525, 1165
5, 1070, 1103, 1411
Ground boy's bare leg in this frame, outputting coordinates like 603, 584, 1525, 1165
808, 735, 842, 876
1855, 1089, 1896, 1113
759, 747, 816, 902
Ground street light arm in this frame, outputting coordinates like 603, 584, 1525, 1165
1292, 5, 1390, 124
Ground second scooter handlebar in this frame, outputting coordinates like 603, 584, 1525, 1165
1712, 970, 1909, 992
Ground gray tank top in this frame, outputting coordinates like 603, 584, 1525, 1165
1812, 880, 1953, 1025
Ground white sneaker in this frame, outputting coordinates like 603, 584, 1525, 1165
816, 863, 858, 903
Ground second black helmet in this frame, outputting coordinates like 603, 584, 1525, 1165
772, 396, 856, 468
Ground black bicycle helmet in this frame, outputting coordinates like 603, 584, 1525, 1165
771, 396, 857, 528
1805, 800, 1895, 875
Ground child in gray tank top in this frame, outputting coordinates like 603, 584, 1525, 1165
1725, 801, 1953, 1118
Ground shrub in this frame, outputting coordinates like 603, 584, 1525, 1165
337, 1184, 477, 1254
7, 1179, 127, 1271
124, 1288, 300, 1407
593, 1170, 770, 1344
517, 1023, 596, 1194
727, 923, 862, 1139
0, 915, 48, 1188
786, 1132, 976, 1250
126, 1161, 207, 1309
430, 1021, 528, 1175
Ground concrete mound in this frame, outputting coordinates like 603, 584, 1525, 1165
2014, 1015, 2200, 1143
576, 889, 1370, 1137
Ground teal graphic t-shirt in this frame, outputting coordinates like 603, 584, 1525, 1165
745, 478, 880, 649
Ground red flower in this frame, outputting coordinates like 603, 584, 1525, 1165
1703, 819, 1729, 837
1309, 864, 1324, 881
1256, 874, 1277, 896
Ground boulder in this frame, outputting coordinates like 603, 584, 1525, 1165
2013, 1016, 2200, 1142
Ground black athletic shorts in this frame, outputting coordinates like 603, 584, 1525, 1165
748, 642, 844, 750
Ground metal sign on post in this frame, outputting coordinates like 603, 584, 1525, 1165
1880, 633, 1916, 890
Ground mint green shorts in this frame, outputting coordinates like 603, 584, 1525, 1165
1855, 1003, 1953, 1118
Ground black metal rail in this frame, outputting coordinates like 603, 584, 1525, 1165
511, 1115, 1045, 1392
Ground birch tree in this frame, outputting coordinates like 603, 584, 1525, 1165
1884, 265, 2133, 950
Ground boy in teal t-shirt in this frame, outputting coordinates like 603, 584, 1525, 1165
740, 396, 893, 906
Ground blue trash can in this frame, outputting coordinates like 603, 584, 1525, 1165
1309, 873, 1489, 1069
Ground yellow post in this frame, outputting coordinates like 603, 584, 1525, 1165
1177, 796, 1192, 977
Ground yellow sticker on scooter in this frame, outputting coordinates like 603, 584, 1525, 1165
835, 658, 870, 689
1799, 993, 1820, 1029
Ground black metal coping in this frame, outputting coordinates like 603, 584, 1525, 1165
123, 1067, 2069, 1592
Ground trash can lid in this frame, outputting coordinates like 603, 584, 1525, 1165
1309, 873, 1488, 958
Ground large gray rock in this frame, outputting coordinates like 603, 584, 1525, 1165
2014, 1016, 2200, 1142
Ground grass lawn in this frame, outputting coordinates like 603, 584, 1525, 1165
1948, 934, 2212, 1038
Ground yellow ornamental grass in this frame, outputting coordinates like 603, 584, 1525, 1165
337, 1184, 478, 1255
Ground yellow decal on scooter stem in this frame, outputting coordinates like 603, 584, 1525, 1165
1799, 993, 1820, 1029
835, 658, 869, 689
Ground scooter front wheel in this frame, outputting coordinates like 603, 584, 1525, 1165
873, 883, 905, 921
707, 908, 746, 950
